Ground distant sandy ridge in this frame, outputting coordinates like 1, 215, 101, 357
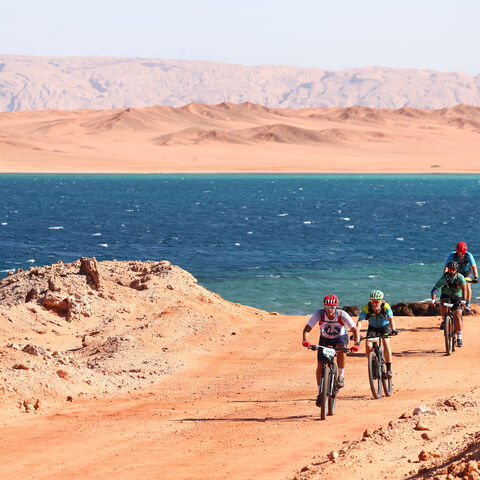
1, 102, 480, 173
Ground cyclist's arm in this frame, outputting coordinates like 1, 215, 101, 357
341, 311, 360, 344
356, 305, 368, 332
461, 282, 468, 299
431, 277, 445, 301
302, 324, 312, 344
303, 310, 321, 343
384, 303, 396, 331
472, 264, 478, 281
349, 325, 360, 344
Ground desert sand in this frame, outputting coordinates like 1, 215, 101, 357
1, 102, 480, 173
0, 258, 480, 480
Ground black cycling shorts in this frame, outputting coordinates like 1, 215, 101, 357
317, 334, 348, 363
366, 324, 392, 338
440, 294, 463, 311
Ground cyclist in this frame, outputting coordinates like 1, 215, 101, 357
302, 294, 360, 407
432, 260, 468, 347
356, 290, 398, 378
444, 241, 478, 312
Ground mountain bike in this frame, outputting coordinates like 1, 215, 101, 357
309, 345, 347, 420
440, 300, 465, 355
362, 333, 393, 399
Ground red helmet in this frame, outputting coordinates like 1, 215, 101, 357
323, 294, 339, 307
456, 241, 468, 255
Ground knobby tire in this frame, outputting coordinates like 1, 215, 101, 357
381, 358, 392, 397
444, 314, 452, 356
368, 350, 382, 399
320, 364, 330, 420
328, 364, 338, 416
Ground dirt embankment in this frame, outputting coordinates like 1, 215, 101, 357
1, 259, 480, 480
0, 257, 265, 420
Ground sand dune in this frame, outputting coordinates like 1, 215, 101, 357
1, 102, 480, 173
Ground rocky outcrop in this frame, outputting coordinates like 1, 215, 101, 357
343, 302, 480, 317
79, 257, 101, 289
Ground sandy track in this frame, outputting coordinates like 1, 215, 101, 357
1, 311, 479, 479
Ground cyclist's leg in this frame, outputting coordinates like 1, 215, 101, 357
453, 301, 463, 345
315, 361, 323, 388
365, 326, 380, 358
463, 268, 473, 306
316, 336, 332, 390
334, 334, 349, 387
380, 324, 393, 363
439, 294, 449, 328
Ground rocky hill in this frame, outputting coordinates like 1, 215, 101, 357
0, 257, 265, 420
1, 55, 480, 112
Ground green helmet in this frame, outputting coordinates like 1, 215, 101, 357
370, 289, 384, 300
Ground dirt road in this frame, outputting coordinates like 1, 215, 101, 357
1, 312, 479, 480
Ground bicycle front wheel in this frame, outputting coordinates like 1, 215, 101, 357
444, 314, 452, 355
320, 365, 330, 420
368, 350, 382, 399
381, 360, 393, 397
328, 364, 338, 416
451, 315, 456, 352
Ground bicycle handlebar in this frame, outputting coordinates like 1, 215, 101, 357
438, 300, 466, 308
360, 332, 397, 342
309, 345, 349, 354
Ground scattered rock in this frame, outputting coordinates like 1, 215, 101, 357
414, 421, 430, 431
57, 369, 68, 379
413, 405, 430, 415
328, 451, 339, 463
48, 276, 62, 292
25, 287, 38, 302
130, 279, 149, 290
13, 363, 29, 370
22, 344, 49, 357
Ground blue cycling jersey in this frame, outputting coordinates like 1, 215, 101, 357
445, 251, 476, 275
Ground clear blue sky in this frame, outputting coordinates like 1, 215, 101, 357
2, 0, 479, 75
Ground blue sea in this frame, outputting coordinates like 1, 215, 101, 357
1, 174, 479, 314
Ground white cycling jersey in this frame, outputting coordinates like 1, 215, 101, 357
307, 308, 355, 339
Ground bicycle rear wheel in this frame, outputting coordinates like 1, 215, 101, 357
320, 365, 330, 420
368, 350, 382, 399
328, 364, 338, 416
444, 314, 452, 355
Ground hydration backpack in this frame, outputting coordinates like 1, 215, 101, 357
444, 273, 461, 290
366, 300, 387, 320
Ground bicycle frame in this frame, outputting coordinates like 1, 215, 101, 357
363, 334, 392, 398
310, 345, 346, 420
441, 302, 457, 355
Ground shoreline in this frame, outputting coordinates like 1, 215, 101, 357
1, 171, 480, 175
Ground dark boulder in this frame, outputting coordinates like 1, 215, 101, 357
342, 302, 479, 317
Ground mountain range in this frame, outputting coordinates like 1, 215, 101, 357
1, 55, 480, 112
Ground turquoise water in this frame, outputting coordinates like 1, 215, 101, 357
1, 174, 479, 314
